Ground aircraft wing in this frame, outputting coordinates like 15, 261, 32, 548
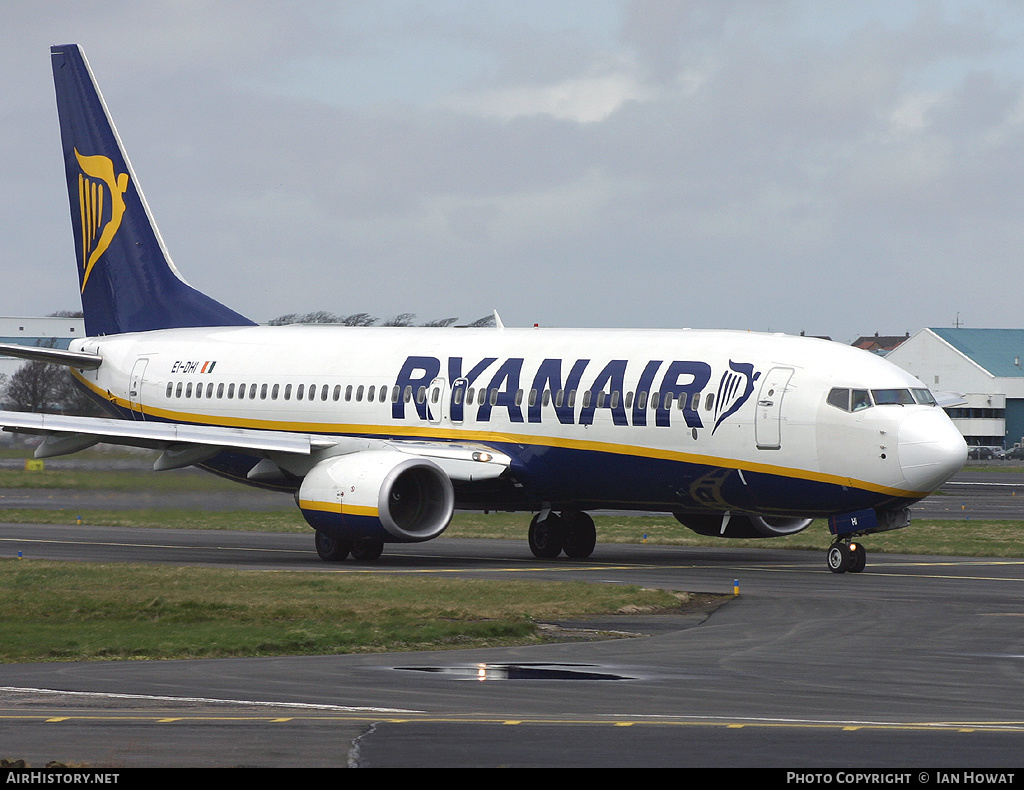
0, 410, 510, 480
381, 440, 512, 482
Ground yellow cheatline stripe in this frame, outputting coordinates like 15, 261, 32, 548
297, 499, 378, 518
70, 369, 926, 499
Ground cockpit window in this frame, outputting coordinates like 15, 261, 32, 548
827, 387, 872, 412
827, 387, 849, 411
871, 389, 916, 406
911, 388, 937, 406
827, 386, 935, 412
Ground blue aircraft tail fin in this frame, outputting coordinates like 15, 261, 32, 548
50, 44, 255, 336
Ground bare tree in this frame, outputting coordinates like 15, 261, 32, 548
268, 311, 495, 328
4, 360, 64, 413
339, 313, 378, 326
461, 314, 497, 327
52, 369, 106, 416
2, 339, 104, 416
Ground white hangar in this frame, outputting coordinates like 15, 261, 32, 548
885, 327, 1024, 450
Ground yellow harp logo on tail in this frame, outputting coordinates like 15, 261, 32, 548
74, 149, 129, 293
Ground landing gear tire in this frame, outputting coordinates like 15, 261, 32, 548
315, 531, 351, 562
350, 536, 385, 562
827, 542, 851, 573
529, 513, 564, 558
562, 511, 596, 559
849, 542, 867, 573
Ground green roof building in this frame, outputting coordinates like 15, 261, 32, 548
886, 328, 1024, 449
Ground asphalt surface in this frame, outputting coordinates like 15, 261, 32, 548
0, 463, 1022, 768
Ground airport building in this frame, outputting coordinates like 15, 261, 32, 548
885, 328, 1024, 450
851, 332, 910, 354
0, 315, 86, 380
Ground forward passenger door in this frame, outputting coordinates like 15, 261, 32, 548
755, 367, 793, 450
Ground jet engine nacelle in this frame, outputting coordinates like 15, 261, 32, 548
298, 450, 454, 543
674, 513, 813, 539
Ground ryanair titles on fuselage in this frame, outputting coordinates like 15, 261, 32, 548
391, 354, 762, 432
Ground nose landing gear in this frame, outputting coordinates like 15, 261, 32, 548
827, 539, 866, 573
826, 507, 910, 574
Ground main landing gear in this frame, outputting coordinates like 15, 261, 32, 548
826, 539, 866, 574
528, 511, 597, 559
314, 531, 385, 562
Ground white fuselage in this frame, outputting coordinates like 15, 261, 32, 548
69, 325, 966, 517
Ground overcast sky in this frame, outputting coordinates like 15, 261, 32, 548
3, 1, 1024, 343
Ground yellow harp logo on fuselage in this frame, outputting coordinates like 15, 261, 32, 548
75, 149, 129, 293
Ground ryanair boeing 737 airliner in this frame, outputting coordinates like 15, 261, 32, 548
0, 45, 967, 572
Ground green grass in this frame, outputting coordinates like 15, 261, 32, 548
0, 560, 711, 662
458, 513, 1024, 558
4, 506, 1023, 558
0, 508, 307, 531
0, 467, 243, 491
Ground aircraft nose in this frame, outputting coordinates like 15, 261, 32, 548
897, 409, 968, 493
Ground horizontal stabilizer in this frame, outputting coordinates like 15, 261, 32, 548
0, 342, 101, 369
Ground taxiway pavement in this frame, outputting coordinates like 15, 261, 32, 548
1, 523, 1023, 768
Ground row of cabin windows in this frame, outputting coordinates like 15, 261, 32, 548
454, 387, 716, 411
166, 381, 344, 402
164, 380, 719, 413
